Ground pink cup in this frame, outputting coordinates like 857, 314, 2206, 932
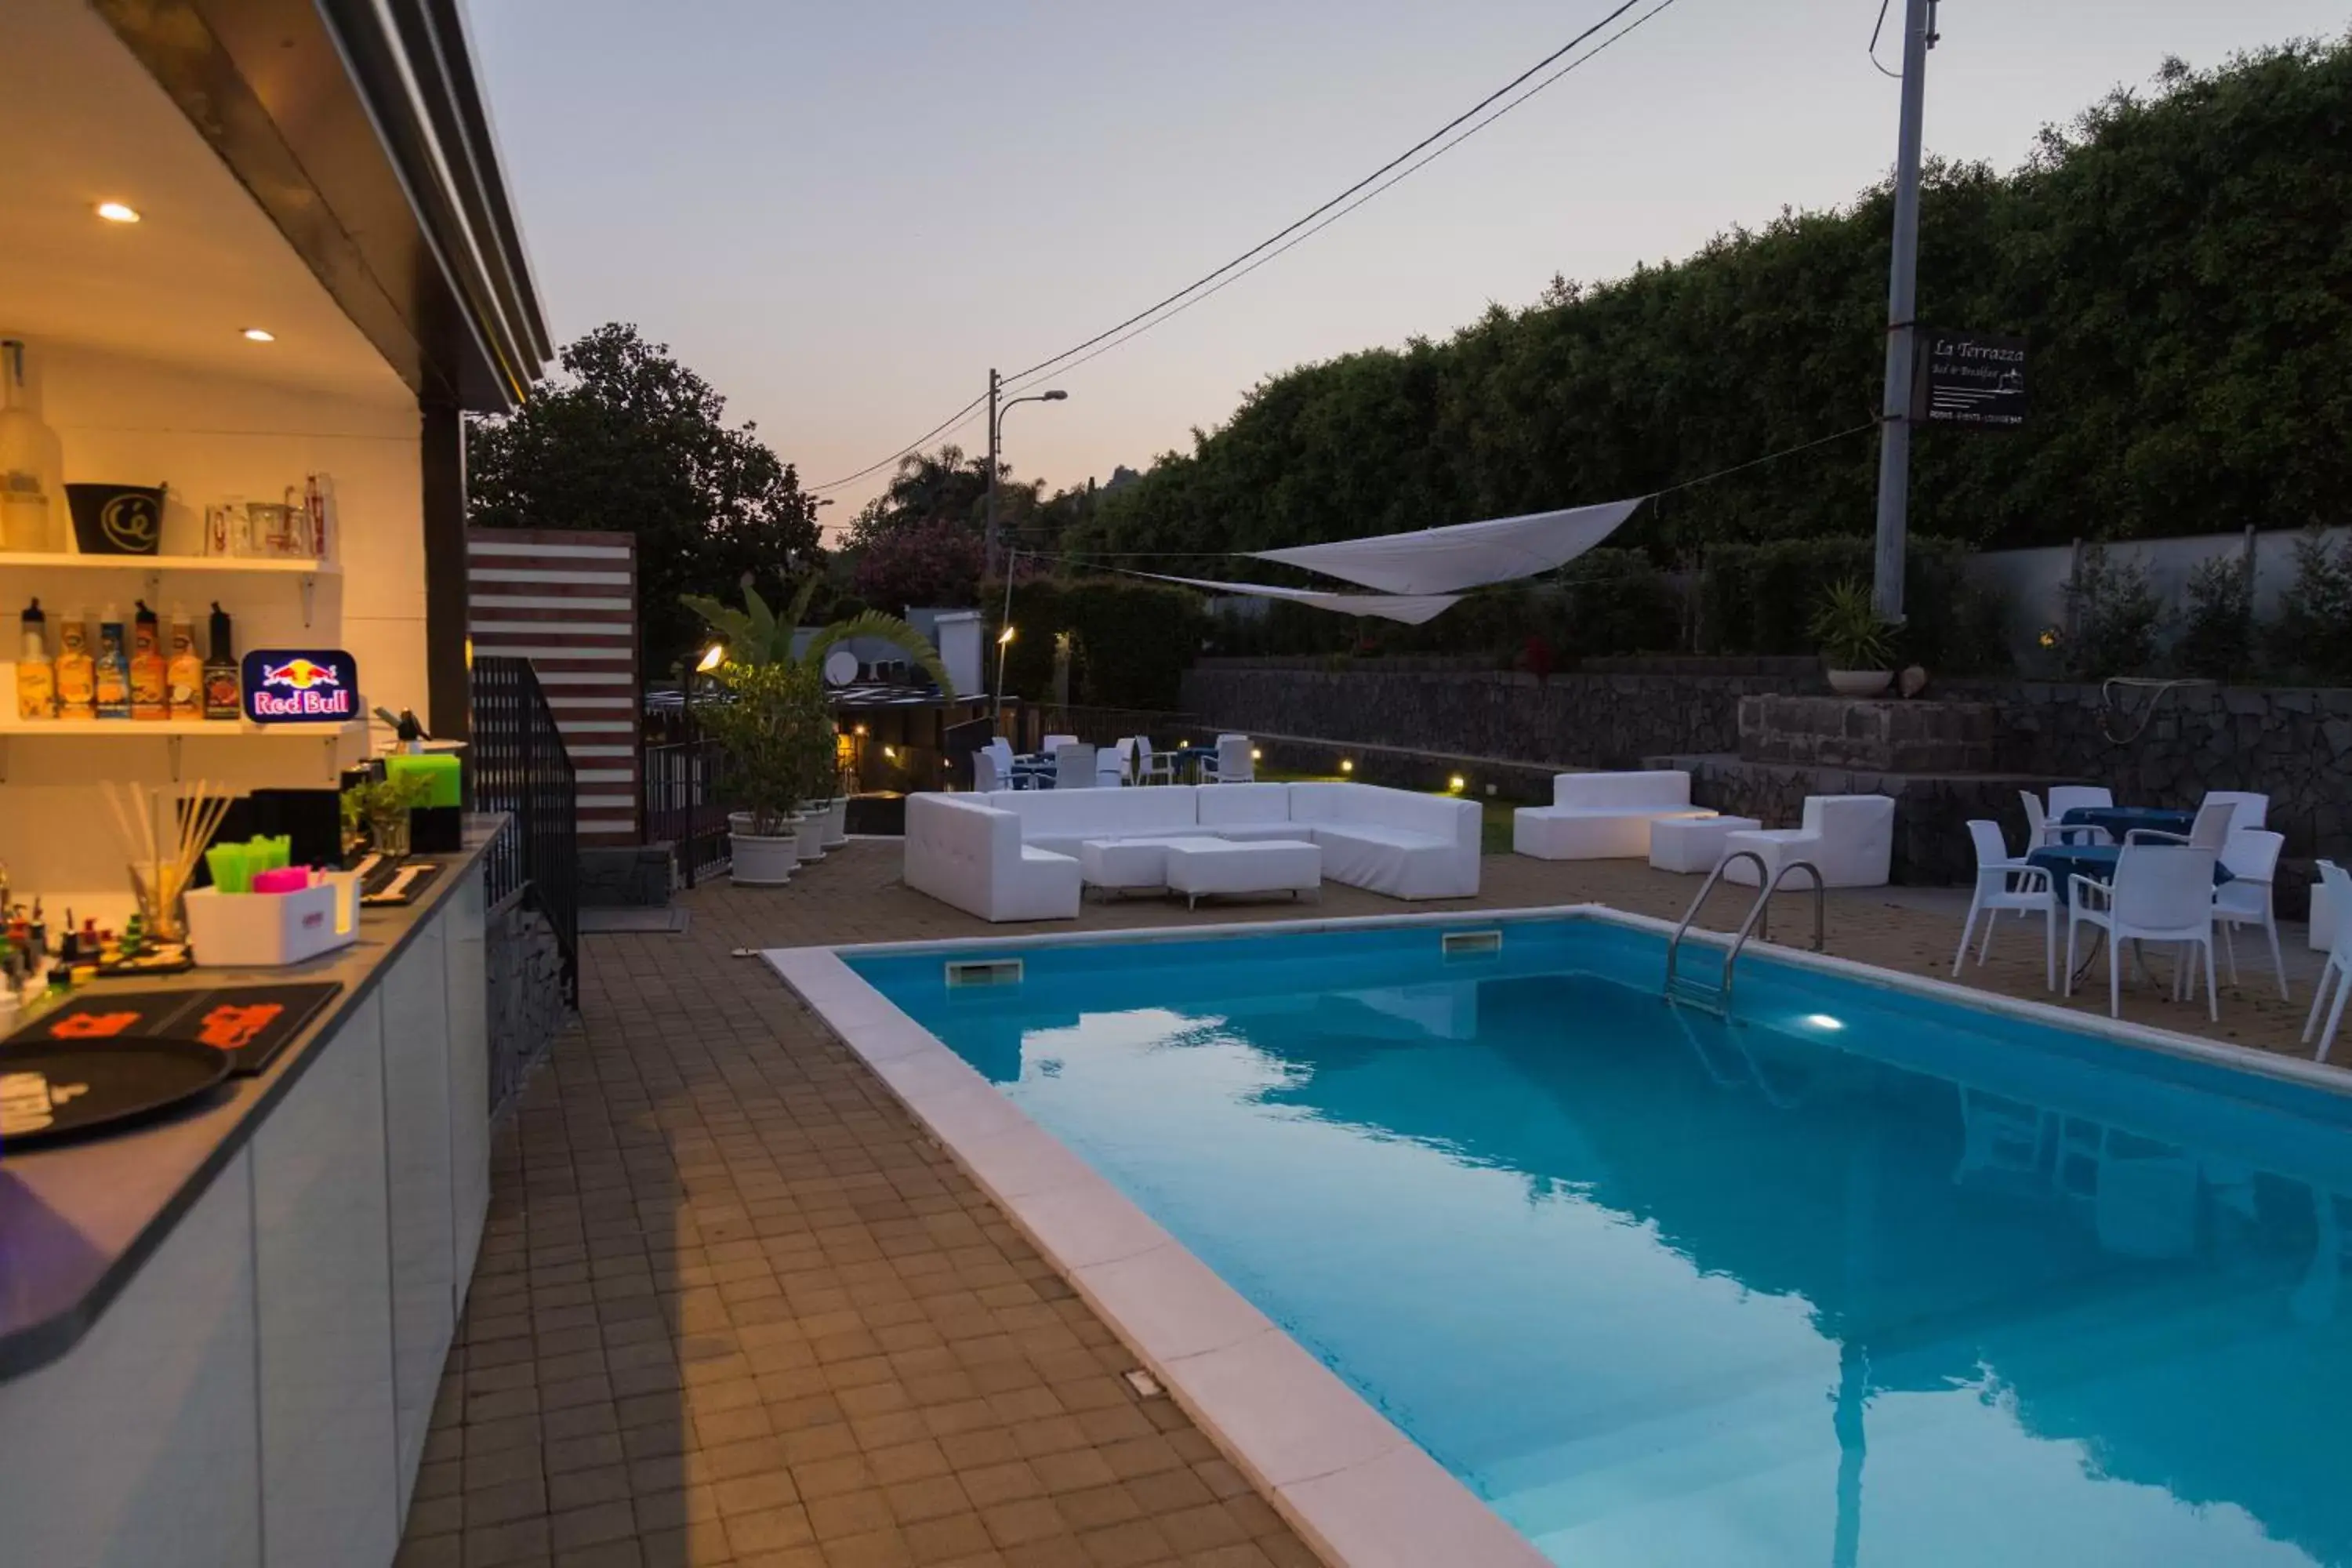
251, 867, 312, 895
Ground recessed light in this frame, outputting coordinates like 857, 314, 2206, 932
96, 201, 141, 223
241, 328, 276, 343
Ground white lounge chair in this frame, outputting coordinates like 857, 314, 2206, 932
2307, 862, 2352, 1062
1954, 819, 2057, 990
2212, 829, 2288, 1000
2042, 786, 2114, 844
1720, 796, 1895, 889
2066, 843, 2220, 1022
2124, 797, 2237, 854
1200, 734, 1254, 784
2204, 790, 2270, 829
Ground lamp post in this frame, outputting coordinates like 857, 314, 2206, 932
1869, 0, 1939, 625
991, 623, 1016, 724
982, 371, 1068, 579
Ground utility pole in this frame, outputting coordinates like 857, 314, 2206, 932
983, 367, 1001, 580
1871, 0, 1937, 625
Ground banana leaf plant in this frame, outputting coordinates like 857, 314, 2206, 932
681, 575, 954, 694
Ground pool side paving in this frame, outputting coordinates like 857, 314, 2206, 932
397, 840, 2334, 1568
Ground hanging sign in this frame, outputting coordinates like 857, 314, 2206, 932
240, 648, 359, 724
1911, 328, 2027, 428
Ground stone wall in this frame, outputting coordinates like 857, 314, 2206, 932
1179, 662, 1809, 780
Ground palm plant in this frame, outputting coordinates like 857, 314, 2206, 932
1808, 578, 1896, 670
682, 575, 953, 692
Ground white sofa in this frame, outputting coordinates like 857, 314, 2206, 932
903, 782, 1480, 906
903, 793, 1083, 922
1719, 794, 1896, 889
1513, 770, 1712, 860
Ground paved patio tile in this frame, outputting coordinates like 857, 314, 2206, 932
400, 838, 2335, 1568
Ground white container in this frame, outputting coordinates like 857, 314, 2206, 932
824, 796, 850, 848
185, 881, 358, 967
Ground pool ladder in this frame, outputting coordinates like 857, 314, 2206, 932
1663, 851, 1825, 1016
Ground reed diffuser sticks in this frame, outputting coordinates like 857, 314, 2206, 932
100, 780, 233, 943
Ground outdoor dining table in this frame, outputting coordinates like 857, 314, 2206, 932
2059, 805, 2196, 842
1170, 744, 1218, 782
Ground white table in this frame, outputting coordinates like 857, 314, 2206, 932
1078, 836, 1225, 896
1163, 838, 1321, 908
1648, 815, 1764, 874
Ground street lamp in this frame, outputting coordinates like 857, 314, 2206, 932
992, 623, 1017, 720
983, 370, 1069, 579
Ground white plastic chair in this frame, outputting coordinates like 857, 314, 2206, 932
2205, 790, 2270, 830
2125, 797, 2237, 853
2019, 791, 2065, 848
2045, 786, 2115, 844
1051, 742, 1097, 790
972, 749, 1007, 793
2307, 861, 2352, 1062
1094, 747, 1126, 788
2067, 844, 2221, 1022
1131, 736, 1174, 786
1041, 733, 1078, 755
2212, 829, 2288, 1000
1954, 819, 2057, 990
1201, 734, 1253, 784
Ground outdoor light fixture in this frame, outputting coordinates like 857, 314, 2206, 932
1251, 749, 1262, 762
1040, 390, 1069, 401
696, 643, 725, 672
855, 724, 869, 736
883, 746, 898, 760
241, 328, 276, 342
95, 201, 140, 223
1340, 759, 1355, 774
997, 625, 1016, 645
1449, 775, 1467, 792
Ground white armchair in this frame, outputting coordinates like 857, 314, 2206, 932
2205, 790, 2270, 829
1721, 795, 1894, 889
1201, 734, 1254, 784
2307, 862, 2352, 1061
1050, 742, 1098, 790
1955, 819, 2056, 989
2213, 829, 2288, 1000
2066, 844, 2220, 1022
2124, 797, 2236, 853
1131, 737, 1175, 786
903, 793, 1081, 922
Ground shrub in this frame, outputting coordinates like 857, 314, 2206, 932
2267, 528, 2352, 683
1555, 549, 1682, 659
692, 659, 836, 833
2060, 544, 2164, 677
2174, 551, 2256, 680
1700, 537, 2009, 672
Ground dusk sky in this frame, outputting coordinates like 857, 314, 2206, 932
469, 1, 2345, 533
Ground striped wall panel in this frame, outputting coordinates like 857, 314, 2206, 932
466, 528, 641, 842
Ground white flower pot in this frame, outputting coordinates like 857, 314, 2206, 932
1826, 669, 1893, 698
824, 796, 850, 848
793, 810, 827, 862
730, 829, 798, 887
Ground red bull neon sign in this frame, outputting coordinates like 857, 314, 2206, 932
240, 648, 359, 724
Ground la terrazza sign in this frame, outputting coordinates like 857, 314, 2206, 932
1911, 328, 2027, 428
240, 648, 359, 724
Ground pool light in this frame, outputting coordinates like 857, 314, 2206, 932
241, 327, 276, 343
1802, 1013, 1846, 1031
96, 201, 141, 223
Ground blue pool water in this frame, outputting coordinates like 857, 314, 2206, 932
851, 918, 2352, 1567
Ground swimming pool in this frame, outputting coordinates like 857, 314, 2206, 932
830, 913, 2352, 1567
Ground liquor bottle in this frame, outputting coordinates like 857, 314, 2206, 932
166, 604, 203, 720
15, 597, 52, 720
54, 609, 93, 720
130, 601, 166, 720
202, 602, 240, 721
93, 605, 131, 719
0, 340, 56, 553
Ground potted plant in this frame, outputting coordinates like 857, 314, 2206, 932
1809, 578, 1896, 697
691, 659, 833, 887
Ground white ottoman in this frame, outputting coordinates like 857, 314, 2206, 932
1163, 838, 1321, 908
1648, 815, 1763, 874
1079, 836, 1223, 896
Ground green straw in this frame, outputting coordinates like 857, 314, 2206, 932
206, 843, 252, 894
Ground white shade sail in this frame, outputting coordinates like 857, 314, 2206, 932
1247, 496, 1645, 594
1125, 570, 1460, 625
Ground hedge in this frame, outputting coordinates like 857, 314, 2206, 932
991, 578, 1207, 710
1697, 537, 2009, 672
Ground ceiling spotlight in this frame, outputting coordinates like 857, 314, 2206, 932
241, 328, 276, 343
96, 201, 141, 223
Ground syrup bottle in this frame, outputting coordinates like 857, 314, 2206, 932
93, 604, 130, 720
130, 601, 166, 720
166, 604, 203, 720
202, 602, 241, 721
53, 608, 94, 720
15, 597, 52, 720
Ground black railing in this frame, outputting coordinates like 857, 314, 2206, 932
470, 655, 579, 1008
643, 737, 731, 888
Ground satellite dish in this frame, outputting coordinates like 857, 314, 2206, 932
822, 648, 860, 687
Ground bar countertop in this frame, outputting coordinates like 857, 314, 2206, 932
0, 823, 503, 1381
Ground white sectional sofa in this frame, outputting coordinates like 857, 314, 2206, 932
1513, 770, 1712, 860
1719, 794, 1896, 889
903, 793, 1084, 923
902, 782, 1480, 919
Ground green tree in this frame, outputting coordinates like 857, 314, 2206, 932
466, 323, 822, 673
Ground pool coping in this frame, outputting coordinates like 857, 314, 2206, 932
767, 902, 2350, 1568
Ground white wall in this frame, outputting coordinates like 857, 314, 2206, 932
0, 341, 423, 906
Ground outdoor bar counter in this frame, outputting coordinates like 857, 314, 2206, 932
0, 826, 498, 1568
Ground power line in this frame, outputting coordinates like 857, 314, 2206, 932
1000, 0, 1656, 392
1004, 0, 1685, 396
805, 392, 989, 494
